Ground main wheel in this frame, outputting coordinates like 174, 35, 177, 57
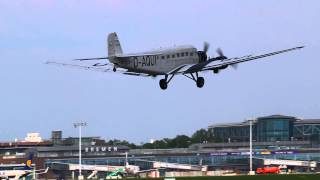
159, 79, 168, 90
196, 77, 205, 88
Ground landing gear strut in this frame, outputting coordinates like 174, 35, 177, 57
113, 66, 116, 72
159, 72, 205, 89
183, 72, 205, 88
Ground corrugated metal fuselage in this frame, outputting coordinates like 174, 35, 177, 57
109, 46, 199, 75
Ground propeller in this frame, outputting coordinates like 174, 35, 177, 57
215, 48, 228, 60
216, 48, 238, 69
231, 64, 238, 70
203, 42, 210, 54
216, 48, 224, 57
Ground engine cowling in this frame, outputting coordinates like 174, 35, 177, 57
197, 51, 207, 63
213, 65, 228, 74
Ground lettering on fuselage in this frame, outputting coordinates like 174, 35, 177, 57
133, 55, 157, 68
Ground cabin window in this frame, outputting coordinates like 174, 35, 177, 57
186, 52, 189, 56
181, 53, 184, 57
167, 55, 170, 59
172, 54, 175, 58
190, 52, 193, 56
177, 53, 180, 57
161, 56, 165, 59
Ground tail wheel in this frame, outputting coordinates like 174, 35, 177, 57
159, 79, 168, 90
196, 77, 205, 88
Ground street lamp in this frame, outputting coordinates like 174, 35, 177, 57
74, 122, 87, 180
248, 118, 255, 175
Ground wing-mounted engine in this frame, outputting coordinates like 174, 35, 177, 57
197, 42, 228, 64
206, 48, 237, 74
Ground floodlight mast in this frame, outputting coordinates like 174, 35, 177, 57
248, 118, 256, 175
74, 122, 87, 180
250, 119, 252, 172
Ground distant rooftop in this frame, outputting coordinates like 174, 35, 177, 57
258, 114, 298, 120
208, 119, 257, 128
208, 115, 320, 128
295, 119, 320, 124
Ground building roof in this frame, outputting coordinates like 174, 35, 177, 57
208, 119, 256, 128
294, 119, 320, 124
35, 145, 130, 152
208, 115, 320, 129
190, 140, 312, 150
257, 114, 297, 120
0, 141, 52, 148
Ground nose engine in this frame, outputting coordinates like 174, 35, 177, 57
198, 51, 207, 63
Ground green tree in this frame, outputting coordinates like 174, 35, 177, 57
191, 129, 210, 143
168, 135, 191, 148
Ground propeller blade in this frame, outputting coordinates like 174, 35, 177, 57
203, 42, 210, 53
231, 64, 238, 70
216, 48, 224, 57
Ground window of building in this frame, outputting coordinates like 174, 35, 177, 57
181, 53, 184, 57
167, 55, 170, 59
177, 53, 180, 57
172, 54, 175, 58
190, 52, 193, 56
186, 52, 189, 56
161, 56, 165, 59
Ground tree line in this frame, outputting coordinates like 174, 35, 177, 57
105, 128, 220, 149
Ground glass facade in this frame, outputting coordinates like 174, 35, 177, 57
209, 115, 320, 145
293, 122, 320, 142
256, 116, 294, 142
210, 120, 257, 142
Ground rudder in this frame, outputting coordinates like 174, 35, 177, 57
108, 32, 123, 57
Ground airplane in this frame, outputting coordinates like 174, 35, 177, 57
0, 154, 49, 180
47, 32, 304, 90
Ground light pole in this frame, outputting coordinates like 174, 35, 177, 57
249, 118, 255, 175
74, 122, 87, 180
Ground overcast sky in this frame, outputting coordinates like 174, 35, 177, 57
0, 0, 319, 143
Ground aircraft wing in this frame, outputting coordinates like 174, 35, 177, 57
72, 53, 161, 61
116, 53, 161, 58
173, 46, 304, 74
46, 61, 151, 77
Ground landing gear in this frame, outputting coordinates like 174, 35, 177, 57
159, 72, 205, 89
113, 67, 116, 72
196, 77, 205, 88
183, 72, 206, 88
159, 74, 175, 90
159, 79, 167, 90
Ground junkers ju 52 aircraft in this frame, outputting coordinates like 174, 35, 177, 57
47, 32, 304, 90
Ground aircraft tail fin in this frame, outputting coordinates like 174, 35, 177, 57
108, 32, 123, 57
24, 153, 34, 170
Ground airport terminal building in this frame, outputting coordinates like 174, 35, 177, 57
207, 115, 320, 146
0, 115, 319, 178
